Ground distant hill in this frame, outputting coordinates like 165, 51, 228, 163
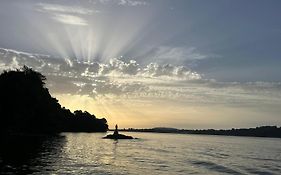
152, 127, 179, 132
0, 66, 108, 135
122, 126, 281, 138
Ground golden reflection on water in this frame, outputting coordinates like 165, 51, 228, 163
1, 132, 281, 174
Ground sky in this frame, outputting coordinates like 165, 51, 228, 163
0, 0, 281, 129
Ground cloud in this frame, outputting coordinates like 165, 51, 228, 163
52, 14, 88, 26
1, 48, 281, 109
141, 46, 210, 66
36, 3, 97, 26
98, 58, 140, 76
37, 3, 96, 15
118, 0, 148, 6
90, 0, 148, 6
1, 48, 198, 97
142, 63, 202, 80
152, 46, 207, 61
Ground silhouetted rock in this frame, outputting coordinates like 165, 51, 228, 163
0, 66, 108, 135
103, 134, 134, 139
103, 124, 134, 139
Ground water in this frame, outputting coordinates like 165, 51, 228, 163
1, 132, 281, 174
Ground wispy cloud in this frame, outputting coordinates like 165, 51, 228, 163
118, 0, 148, 6
90, 0, 148, 6
143, 46, 209, 65
52, 14, 88, 26
37, 3, 97, 15
36, 3, 98, 26
154, 46, 207, 60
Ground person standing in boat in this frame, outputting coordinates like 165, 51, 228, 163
103, 124, 133, 139
113, 124, 119, 135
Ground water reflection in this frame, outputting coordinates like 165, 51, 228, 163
0, 135, 66, 174
0, 133, 280, 174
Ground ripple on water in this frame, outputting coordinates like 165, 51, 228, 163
1, 133, 281, 175
189, 160, 243, 174
243, 167, 277, 175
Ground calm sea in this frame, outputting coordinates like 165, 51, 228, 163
1, 132, 281, 174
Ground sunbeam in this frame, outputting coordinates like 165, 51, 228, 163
1, 1, 281, 174
0, 0, 281, 129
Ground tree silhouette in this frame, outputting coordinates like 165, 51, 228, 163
0, 66, 108, 135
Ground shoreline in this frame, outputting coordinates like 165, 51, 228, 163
109, 126, 281, 139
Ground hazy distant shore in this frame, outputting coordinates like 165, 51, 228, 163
111, 126, 281, 138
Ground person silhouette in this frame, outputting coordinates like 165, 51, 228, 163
113, 124, 119, 135
103, 124, 133, 139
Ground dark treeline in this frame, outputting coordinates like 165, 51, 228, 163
121, 126, 281, 138
0, 66, 108, 135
